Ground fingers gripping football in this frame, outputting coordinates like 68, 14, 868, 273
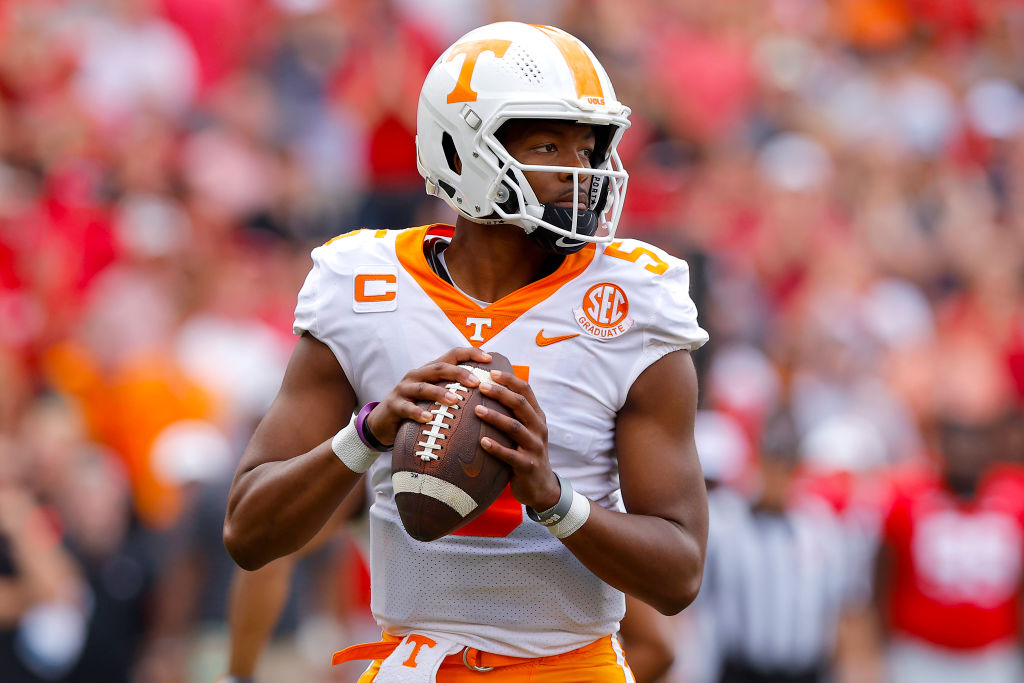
365, 347, 491, 447
475, 371, 560, 513
391, 352, 517, 542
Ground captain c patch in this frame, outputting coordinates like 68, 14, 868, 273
353, 266, 398, 312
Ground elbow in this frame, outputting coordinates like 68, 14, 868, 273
655, 527, 706, 615
222, 519, 269, 572
656, 568, 703, 616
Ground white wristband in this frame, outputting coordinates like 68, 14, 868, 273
548, 490, 591, 539
331, 422, 380, 474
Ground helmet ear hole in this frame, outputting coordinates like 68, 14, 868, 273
442, 132, 460, 174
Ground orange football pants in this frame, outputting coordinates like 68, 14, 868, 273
334, 632, 636, 682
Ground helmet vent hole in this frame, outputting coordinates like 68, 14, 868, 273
502, 44, 544, 85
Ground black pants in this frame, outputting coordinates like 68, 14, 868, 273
719, 658, 825, 683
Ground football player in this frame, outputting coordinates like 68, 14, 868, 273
875, 409, 1024, 683
224, 21, 709, 682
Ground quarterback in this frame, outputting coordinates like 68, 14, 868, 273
223, 21, 709, 682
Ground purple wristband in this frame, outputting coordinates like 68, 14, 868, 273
355, 401, 392, 451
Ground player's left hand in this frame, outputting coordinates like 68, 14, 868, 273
473, 370, 561, 512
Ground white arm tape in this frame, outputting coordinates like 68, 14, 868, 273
548, 490, 591, 539
331, 422, 380, 474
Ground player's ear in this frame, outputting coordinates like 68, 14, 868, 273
453, 152, 462, 174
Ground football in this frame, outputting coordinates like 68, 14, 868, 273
391, 352, 517, 542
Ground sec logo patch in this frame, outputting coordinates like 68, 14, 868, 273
573, 282, 634, 339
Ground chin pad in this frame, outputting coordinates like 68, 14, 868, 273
528, 205, 600, 255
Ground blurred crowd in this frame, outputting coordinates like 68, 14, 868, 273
1, 0, 1024, 681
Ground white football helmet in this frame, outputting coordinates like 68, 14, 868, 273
416, 22, 631, 253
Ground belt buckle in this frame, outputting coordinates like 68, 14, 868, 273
462, 647, 494, 672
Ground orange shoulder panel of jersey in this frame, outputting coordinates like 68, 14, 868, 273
395, 225, 596, 347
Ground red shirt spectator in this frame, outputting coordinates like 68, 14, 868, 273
330, 5, 440, 189
881, 464, 1024, 649
159, 0, 273, 94
645, 22, 756, 144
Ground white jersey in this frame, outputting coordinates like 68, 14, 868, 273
293, 225, 708, 657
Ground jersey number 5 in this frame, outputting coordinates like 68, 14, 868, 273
605, 241, 669, 274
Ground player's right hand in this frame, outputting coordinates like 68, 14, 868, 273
364, 347, 492, 446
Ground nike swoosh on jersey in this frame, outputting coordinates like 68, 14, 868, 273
536, 330, 581, 346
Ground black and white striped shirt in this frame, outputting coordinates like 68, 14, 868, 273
693, 489, 853, 678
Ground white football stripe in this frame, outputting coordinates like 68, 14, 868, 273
458, 365, 494, 384
391, 471, 478, 517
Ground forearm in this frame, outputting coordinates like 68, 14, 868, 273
227, 556, 298, 677
224, 441, 363, 570
562, 504, 704, 615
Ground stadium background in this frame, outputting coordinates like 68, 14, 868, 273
1, 0, 1023, 681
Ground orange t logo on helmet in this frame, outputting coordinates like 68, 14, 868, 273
445, 39, 512, 103
444, 26, 606, 105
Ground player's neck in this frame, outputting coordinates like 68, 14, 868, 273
445, 219, 564, 303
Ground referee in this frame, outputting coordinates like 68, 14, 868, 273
697, 411, 855, 683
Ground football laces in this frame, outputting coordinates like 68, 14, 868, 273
413, 366, 494, 461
